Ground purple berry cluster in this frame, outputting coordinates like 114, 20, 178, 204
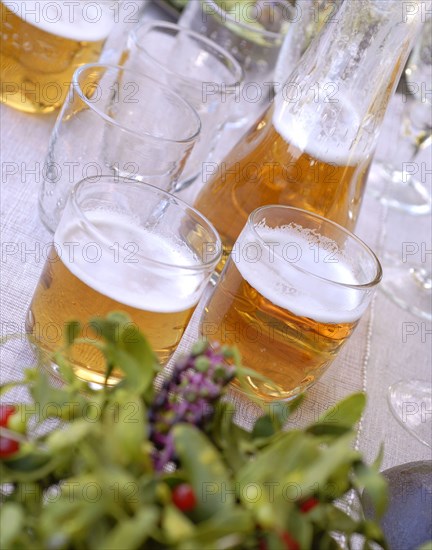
149, 341, 237, 471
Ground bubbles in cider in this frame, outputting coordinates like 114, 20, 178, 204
272, 93, 364, 167
202, 223, 365, 400
235, 224, 365, 324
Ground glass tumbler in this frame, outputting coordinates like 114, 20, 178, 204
0, 0, 118, 114
125, 20, 244, 190
179, 0, 295, 127
202, 205, 382, 402
38, 63, 201, 233
28, 176, 222, 386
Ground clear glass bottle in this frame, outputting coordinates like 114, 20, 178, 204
274, 0, 344, 88
194, 0, 424, 265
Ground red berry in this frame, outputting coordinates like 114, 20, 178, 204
0, 436, 20, 458
280, 531, 300, 550
299, 497, 320, 513
172, 483, 197, 512
0, 404, 16, 427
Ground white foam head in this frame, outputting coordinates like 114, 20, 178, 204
54, 210, 205, 312
2, 1, 114, 41
233, 223, 367, 324
272, 92, 364, 166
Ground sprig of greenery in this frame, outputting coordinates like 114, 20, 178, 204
1, 313, 388, 549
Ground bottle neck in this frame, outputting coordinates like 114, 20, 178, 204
275, 0, 344, 86
274, 0, 424, 164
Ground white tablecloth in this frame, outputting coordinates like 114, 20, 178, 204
1, 2, 431, 472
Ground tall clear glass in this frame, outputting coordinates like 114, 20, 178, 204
28, 176, 222, 386
376, 18, 432, 322
179, 0, 294, 128
193, 0, 423, 272
368, 16, 432, 215
201, 205, 382, 402
125, 21, 243, 190
38, 63, 201, 233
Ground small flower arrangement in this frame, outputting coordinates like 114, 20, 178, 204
0, 313, 388, 549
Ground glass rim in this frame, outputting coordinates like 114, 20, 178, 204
247, 205, 383, 290
72, 63, 201, 144
202, 0, 292, 40
69, 175, 223, 272
130, 20, 244, 88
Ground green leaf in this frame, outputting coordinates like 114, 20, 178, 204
172, 424, 235, 521
102, 394, 147, 465
314, 393, 366, 429
46, 419, 94, 452
162, 504, 195, 543
252, 415, 276, 439
237, 431, 314, 492
265, 394, 305, 425
89, 316, 123, 345
107, 346, 142, 385
358, 519, 387, 544
0, 450, 57, 482
0, 381, 28, 396
0, 502, 24, 548
236, 431, 322, 528
210, 402, 253, 472
89, 313, 159, 395
101, 507, 159, 549
250, 397, 300, 441
285, 508, 313, 549
306, 423, 355, 437
417, 542, 432, 550
107, 347, 153, 395
320, 463, 351, 500
64, 320, 81, 347
252, 397, 306, 443
372, 444, 385, 470
309, 504, 358, 533
355, 462, 388, 518
183, 507, 254, 548
120, 322, 159, 375
317, 532, 340, 550
29, 369, 89, 421
281, 433, 360, 498
52, 351, 77, 385
41, 498, 105, 544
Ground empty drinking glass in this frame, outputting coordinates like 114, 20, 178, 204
124, 20, 244, 190
179, 0, 295, 127
39, 63, 201, 233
